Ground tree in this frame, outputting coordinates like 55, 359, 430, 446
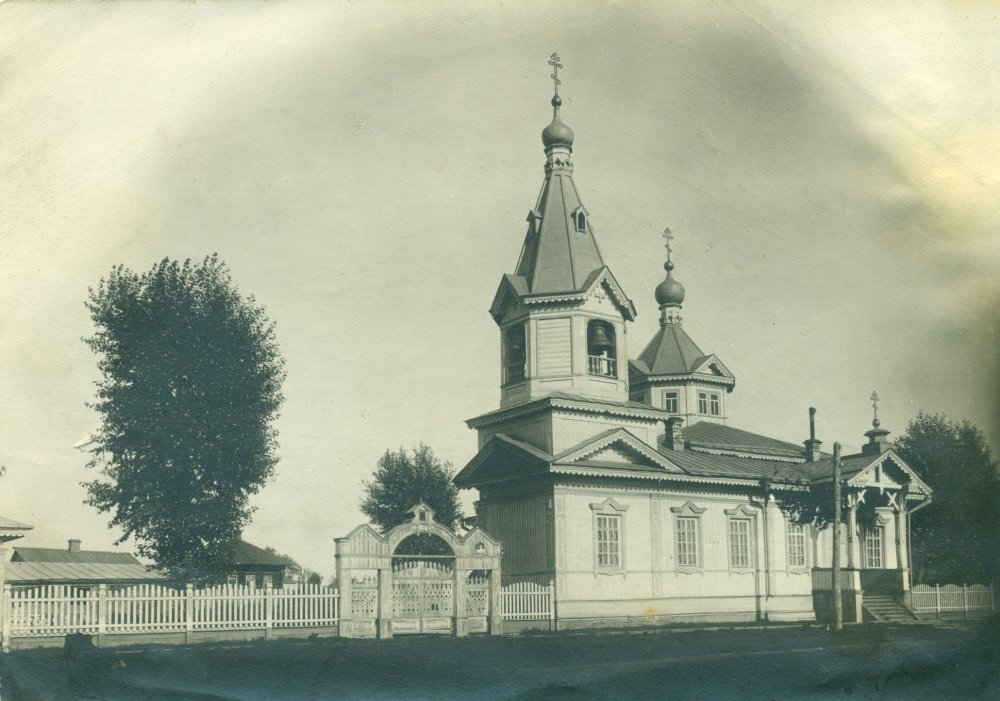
894, 412, 1000, 584
360, 445, 462, 532
83, 255, 286, 582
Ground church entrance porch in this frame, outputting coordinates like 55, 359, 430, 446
335, 502, 503, 639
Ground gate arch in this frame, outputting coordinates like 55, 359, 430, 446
335, 502, 502, 638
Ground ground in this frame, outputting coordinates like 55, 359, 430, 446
2, 621, 997, 700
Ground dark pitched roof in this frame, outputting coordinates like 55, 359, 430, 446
233, 540, 296, 568
682, 421, 809, 459
632, 324, 708, 376
11, 547, 140, 565
4, 561, 166, 586
514, 169, 605, 295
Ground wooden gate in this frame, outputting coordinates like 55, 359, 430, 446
335, 501, 503, 638
390, 559, 454, 634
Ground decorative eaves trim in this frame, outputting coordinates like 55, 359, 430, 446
633, 373, 736, 388
467, 397, 669, 430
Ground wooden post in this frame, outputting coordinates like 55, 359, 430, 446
963, 584, 969, 618
2, 584, 11, 653
185, 583, 194, 644
97, 584, 108, 647
832, 442, 843, 631
265, 582, 273, 640
935, 583, 941, 618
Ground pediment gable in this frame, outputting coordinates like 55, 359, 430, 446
581, 268, 636, 321
846, 451, 932, 496
692, 354, 734, 379
555, 429, 683, 472
453, 434, 553, 488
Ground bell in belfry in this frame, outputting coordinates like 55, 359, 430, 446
588, 322, 615, 354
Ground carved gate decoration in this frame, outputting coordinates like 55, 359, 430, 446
335, 502, 502, 638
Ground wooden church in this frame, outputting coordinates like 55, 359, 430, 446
454, 56, 932, 626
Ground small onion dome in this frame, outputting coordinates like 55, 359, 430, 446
655, 260, 685, 306
542, 96, 574, 148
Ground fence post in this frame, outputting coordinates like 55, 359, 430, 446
548, 581, 556, 630
963, 584, 969, 618
934, 584, 940, 618
185, 584, 194, 644
264, 583, 273, 641
2, 584, 11, 653
97, 584, 108, 647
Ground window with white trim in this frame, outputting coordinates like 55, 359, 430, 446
728, 518, 751, 568
591, 498, 628, 573
664, 391, 678, 413
676, 517, 699, 567
698, 391, 721, 416
596, 515, 621, 567
787, 523, 807, 568
864, 526, 883, 569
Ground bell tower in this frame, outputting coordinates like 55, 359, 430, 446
489, 55, 636, 409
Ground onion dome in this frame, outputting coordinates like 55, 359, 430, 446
542, 95, 575, 149
655, 260, 685, 306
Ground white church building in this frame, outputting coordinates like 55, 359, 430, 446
454, 58, 932, 626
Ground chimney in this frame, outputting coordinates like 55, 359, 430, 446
68, 539, 81, 553
664, 417, 685, 451
803, 407, 823, 462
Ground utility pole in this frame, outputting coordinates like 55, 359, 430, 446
832, 441, 843, 631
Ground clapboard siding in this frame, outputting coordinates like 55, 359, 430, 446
536, 318, 572, 376
481, 496, 550, 576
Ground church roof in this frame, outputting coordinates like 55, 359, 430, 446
456, 420, 907, 491
681, 422, 809, 460
514, 159, 605, 296
632, 324, 707, 375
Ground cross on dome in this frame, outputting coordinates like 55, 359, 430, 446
548, 53, 563, 96
871, 390, 880, 428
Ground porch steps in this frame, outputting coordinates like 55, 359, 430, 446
862, 594, 919, 623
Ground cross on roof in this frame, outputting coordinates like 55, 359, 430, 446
871, 390, 880, 427
663, 226, 674, 263
548, 53, 563, 95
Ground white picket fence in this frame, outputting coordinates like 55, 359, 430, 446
3, 583, 339, 640
908, 583, 994, 616
500, 581, 554, 621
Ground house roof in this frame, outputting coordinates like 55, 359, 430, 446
3, 561, 165, 585
233, 540, 296, 568
12, 547, 141, 565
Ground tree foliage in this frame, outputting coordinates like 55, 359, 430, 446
894, 412, 1000, 584
84, 256, 286, 583
360, 445, 462, 533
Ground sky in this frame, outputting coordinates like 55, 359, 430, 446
2, 1, 999, 577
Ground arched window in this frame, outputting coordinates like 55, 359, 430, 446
586, 320, 617, 377
575, 211, 587, 231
